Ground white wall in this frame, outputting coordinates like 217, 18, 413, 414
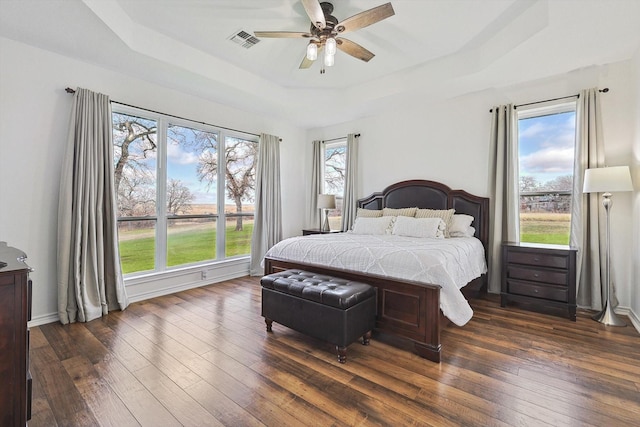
0, 37, 307, 324
631, 47, 640, 330
307, 60, 638, 322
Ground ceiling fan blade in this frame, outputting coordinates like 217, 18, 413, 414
254, 31, 313, 38
301, 0, 326, 29
336, 2, 395, 34
299, 45, 323, 69
336, 38, 375, 62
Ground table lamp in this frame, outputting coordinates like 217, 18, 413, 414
317, 194, 336, 231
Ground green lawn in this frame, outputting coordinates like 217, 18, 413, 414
119, 223, 253, 274
519, 212, 570, 245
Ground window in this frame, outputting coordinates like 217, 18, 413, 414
516, 101, 576, 245
112, 107, 257, 275
324, 140, 346, 229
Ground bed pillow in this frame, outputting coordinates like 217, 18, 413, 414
450, 226, 476, 238
391, 216, 445, 239
351, 216, 394, 235
381, 207, 417, 217
449, 214, 475, 235
356, 207, 383, 218
414, 208, 455, 236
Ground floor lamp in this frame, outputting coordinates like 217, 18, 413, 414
583, 165, 633, 326
317, 194, 336, 231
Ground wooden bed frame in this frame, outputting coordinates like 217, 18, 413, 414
264, 179, 490, 362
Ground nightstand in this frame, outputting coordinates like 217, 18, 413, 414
302, 228, 343, 236
501, 242, 577, 321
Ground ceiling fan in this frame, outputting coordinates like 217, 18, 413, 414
254, 1, 395, 72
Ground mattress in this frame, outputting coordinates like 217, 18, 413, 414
263, 233, 487, 326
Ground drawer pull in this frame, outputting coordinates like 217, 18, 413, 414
534, 289, 539, 293
533, 257, 540, 262
533, 273, 539, 278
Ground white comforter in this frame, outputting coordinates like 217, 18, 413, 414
263, 233, 487, 326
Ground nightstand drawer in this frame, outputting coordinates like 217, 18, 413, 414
507, 280, 568, 302
507, 265, 567, 286
507, 251, 568, 269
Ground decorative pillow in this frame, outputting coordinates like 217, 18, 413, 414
351, 216, 394, 235
450, 226, 476, 238
391, 216, 445, 239
449, 214, 475, 235
415, 208, 455, 236
356, 207, 383, 218
381, 207, 417, 217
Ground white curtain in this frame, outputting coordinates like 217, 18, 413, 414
308, 140, 323, 229
341, 133, 359, 232
250, 133, 282, 276
571, 88, 607, 309
57, 87, 128, 324
487, 104, 519, 293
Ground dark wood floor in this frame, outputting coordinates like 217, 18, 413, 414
29, 276, 640, 427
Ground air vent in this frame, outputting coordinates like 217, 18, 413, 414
228, 30, 261, 49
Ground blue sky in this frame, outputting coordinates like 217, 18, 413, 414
518, 111, 576, 184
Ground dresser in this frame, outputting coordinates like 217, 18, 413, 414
501, 242, 577, 321
0, 242, 32, 426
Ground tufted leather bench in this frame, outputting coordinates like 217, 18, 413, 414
261, 269, 376, 363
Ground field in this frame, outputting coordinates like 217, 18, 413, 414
519, 212, 571, 245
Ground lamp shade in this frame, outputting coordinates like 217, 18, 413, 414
583, 166, 633, 193
317, 194, 336, 209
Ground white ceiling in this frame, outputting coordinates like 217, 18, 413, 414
1, 0, 640, 128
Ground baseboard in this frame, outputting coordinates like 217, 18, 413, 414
28, 313, 59, 327
616, 306, 640, 333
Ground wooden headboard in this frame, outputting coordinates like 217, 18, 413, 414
357, 180, 490, 257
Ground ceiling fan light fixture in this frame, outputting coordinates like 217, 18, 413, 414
325, 36, 337, 55
306, 42, 318, 61
324, 50, 335, 67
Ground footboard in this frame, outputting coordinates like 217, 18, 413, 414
264, 256, 442, 362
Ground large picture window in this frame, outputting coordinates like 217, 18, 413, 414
112, 107, 257, 275
516, 101, 576, 245
324, 140, 346, 229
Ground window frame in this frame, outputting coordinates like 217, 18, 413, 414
112, 104, 258, 278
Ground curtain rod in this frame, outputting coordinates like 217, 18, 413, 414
322, 133, 360, 143
65, 87, 281, 140
489, 88, 609, 113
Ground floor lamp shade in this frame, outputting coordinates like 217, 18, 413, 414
317, 194, 336, 231
583, 166, 633, 326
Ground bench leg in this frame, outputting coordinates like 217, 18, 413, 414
362, 330, 372, 345
265, 318, 273, 332
336, 346, 347, 364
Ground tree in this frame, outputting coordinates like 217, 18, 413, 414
519, 176, 539, 192
325, 145, 346, 194
544, 175, 573, 191
112, 114, 157, 197
166, 179, 194, 215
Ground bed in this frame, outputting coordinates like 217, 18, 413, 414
263, 179, 489, 362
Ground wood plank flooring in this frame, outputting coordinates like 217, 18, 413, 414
29, 276, 640, 426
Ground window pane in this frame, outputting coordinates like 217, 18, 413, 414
224, 137, 257, 257
118, 220, 156, 274
167, 217, 216, 266
518, 110, 575, 245
325, 143, 346, 227
113, 113, 157, 275
166, 124, 218, 267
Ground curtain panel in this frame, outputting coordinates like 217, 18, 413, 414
308, 140, 323, 229
571, 88, 607, 310
250, 133, 282, 276
341, 133, 359, 232
57, 87, 128, 324
487, 104, 519, 293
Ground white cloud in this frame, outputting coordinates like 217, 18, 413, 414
520, 146, 574, 174
167, 143, 199, 165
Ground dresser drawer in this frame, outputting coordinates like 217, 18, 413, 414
506, 265, 568, 286
507, 250, 568, 269
507, 280, 568, 302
